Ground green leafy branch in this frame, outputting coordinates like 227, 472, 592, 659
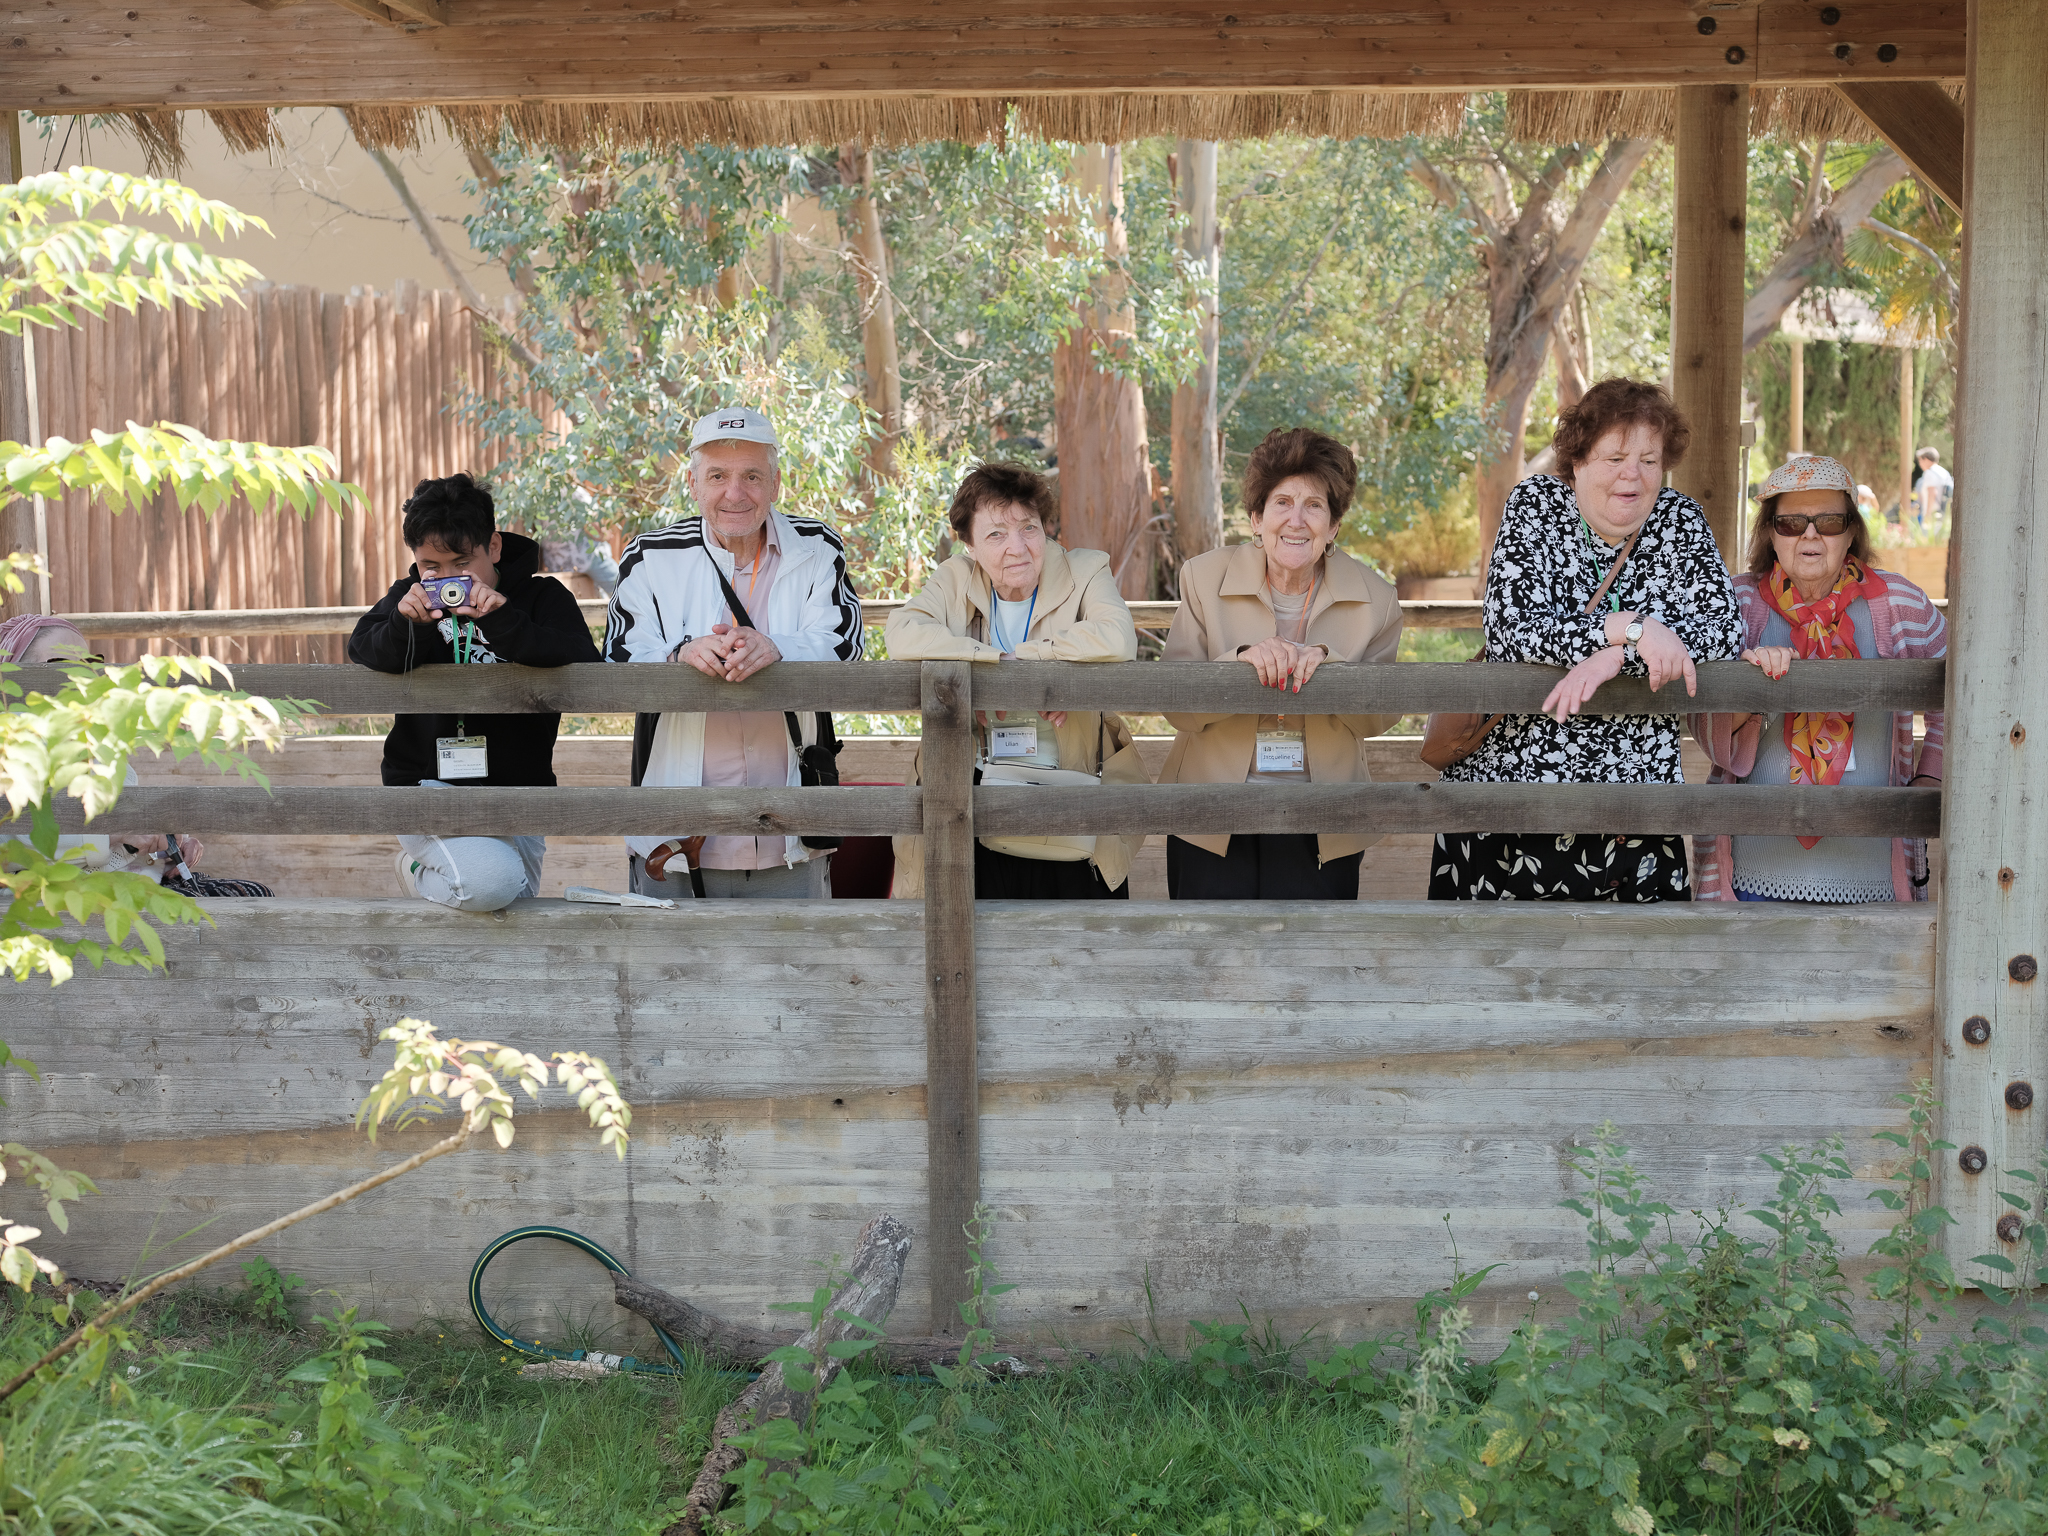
1, 167, 267, 337
3, 423, 358, 519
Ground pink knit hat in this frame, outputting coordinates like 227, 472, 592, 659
0, 614, 89, 664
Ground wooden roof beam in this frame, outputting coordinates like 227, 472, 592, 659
1833, 80, 1965, 212
9, 0, 1964, 115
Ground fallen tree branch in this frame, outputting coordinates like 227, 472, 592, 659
614, 1273, 1083, 1377
667, 1213, 912, 1536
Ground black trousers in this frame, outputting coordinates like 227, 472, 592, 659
1166, 834, 1363, 900
974, 842, 1128, 899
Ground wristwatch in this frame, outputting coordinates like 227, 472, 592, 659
1622, 618, 1645, 647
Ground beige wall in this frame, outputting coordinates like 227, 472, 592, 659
17, 108, 513, 301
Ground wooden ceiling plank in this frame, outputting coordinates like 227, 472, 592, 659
380, 0, 451, 25
14, 0, 1963, 113
1833, 81, 1965, 212
325, 0, 402, 26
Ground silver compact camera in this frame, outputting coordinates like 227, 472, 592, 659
427, 574, 474, 610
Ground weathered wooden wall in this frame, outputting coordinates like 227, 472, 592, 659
1, 897, 1934, 1352
27, 283, 549, 662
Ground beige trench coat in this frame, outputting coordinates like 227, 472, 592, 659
886, 542, 1150, 894
1160, 541, 1402, 863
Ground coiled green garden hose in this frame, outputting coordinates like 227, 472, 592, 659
468, 1224, 693, 1374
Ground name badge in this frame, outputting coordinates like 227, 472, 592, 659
436, 736, 489, 779
989, 723, 1040, 759
1255, 730, 1307, 775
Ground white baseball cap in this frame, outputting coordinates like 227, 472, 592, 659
689, 406, 779, 452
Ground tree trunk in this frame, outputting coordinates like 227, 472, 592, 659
1054, 143, 1155, 599
1169, 139, 1223, 570
1416, 136, 1654, 566
842, 143, 903, 482
1554, 282, 1591, 413
1739, 148, 1906, 352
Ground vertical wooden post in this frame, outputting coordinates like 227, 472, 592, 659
1788, 337, 1805, 456
1898, 347, 1915, 527
1934, 0, 2048, 1283
1, 107, 33, 621
919, 660, 978, 1333
1670, 84, 1750, 562
1170, 139, 1223, 564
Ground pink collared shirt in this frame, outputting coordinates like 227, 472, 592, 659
699, 530, 795, 869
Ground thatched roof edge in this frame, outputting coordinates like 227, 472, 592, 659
85, 83, 1964, 174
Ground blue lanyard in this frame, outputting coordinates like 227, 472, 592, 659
990, 585, 1037, 652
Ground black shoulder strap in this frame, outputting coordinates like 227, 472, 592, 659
708, 549, 822, 757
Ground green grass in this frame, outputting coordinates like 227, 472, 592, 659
0, 1283, 1397, 1535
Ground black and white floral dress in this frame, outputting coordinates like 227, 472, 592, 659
1428, 476, 1744, 902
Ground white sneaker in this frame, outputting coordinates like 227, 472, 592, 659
394, 848, 423, 899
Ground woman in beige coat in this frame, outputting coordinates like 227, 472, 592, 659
1161, 427, 1402, 899
886, 461, 1149, 898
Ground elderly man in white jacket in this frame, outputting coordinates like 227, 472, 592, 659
604, 407, 863, 897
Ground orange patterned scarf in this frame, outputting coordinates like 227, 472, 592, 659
1766, 557, 1881, 848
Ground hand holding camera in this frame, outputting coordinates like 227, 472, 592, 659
398, 572, 507, 624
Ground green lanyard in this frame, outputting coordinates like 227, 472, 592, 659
1578, 516, 1624, 612
452, 617, 474, 735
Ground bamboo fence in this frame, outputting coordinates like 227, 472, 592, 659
28, 281, 555, 662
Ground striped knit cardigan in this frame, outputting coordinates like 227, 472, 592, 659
1687, 568, 1947, 902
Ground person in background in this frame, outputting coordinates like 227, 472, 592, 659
604, 407, 863, 899
349, 473, 601, 912
1690, 454, 1945, 903
540, 487, 621, 597
1159, 427, 1403, 900
1915, 447, 1954, 530
1428, 377, 1744, 902
886, 460, 1148, 899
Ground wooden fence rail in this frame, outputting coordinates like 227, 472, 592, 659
8, 658, 1948, 719
16, 654, 1947, 1329
59, 598, 1199, 638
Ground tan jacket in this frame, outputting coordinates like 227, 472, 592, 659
886, 542, 1149, 893
885, 541, 1137, 664
1160, 541, 1403, 862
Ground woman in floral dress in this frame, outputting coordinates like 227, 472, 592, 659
1428, 378, 1744, 901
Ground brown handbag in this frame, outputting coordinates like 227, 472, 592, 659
1418, 520, 1646, 772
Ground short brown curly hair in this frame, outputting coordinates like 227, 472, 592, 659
1549, 378, 1691, 476
1241, 428, 1357, 523
946, 461, 1056, 542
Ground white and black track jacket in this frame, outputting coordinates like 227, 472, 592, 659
603, 508, 864, 866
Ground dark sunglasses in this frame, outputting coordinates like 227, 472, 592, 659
1770, 511, 1854, 537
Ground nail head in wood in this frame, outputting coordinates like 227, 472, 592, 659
1697, 15, 1716, 33
1819, 5, 1841, 23
1962, 1015, 1992, 1045
2010, 954, 2039, 983
1959, 1145, 1989, 1175
1725, 44, 1745, 63
1835, 42, 1852, 59
2000, 867, 2017, 889
2013, 723, 2027, 746
2007, 1081, 2035, 1111
1876, 43, 1897, 62
1997, 1213, 2025, 1243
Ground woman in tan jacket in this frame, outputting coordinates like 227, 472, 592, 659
886, 461, 1149, 898
1161, 428, 1402, 899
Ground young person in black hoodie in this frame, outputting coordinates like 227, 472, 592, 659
348, 475, 600, 911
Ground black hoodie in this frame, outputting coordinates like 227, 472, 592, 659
347, 532, 601, 787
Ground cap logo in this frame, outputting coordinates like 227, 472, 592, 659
719, 417, 747, 429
